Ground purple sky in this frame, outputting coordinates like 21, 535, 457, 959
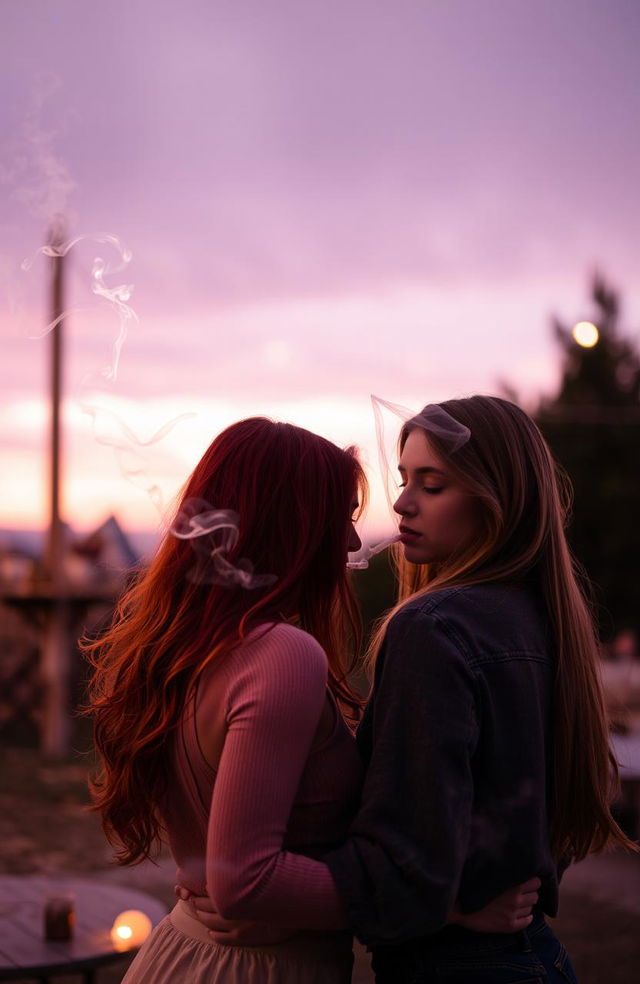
1, 1, 639, 534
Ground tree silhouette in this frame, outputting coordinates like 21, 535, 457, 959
536, 273, 640, 637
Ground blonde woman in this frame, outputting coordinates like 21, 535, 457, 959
320, 396, 637, 983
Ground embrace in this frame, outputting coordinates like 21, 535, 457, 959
83, 395, 636, 984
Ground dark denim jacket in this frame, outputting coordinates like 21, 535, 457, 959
325, 580, 561, 947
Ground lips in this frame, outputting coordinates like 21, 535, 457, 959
399, 525, 421, 542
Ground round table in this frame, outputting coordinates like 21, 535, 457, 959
0, 875, 167, 982
611, 730, 640, 838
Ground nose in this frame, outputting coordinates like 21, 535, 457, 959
393, 487, 415, 516
348, 523, 362, 554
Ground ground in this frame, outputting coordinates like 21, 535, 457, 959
0, 745, 638, 983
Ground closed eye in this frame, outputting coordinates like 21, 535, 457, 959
398, 481, 443, 495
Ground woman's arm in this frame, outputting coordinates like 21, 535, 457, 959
324, 606, 506, 945
184, 614, 540, 939
181, 878, 540, 939
201, 626, 349, 929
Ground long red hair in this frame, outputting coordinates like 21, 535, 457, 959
83, 417, 367, 864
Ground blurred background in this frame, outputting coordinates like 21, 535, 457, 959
1, 2, 639, 981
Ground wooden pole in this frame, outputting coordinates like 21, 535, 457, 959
42, 218, 71, 758
47, 219, 64, 578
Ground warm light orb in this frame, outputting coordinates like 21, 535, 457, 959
572, 321, 599, 348
110, 910, 152, 952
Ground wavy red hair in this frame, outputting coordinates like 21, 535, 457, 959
82, 417, 367, 864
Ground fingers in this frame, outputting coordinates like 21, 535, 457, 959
520, 877, 542, 891
515, 906, 534, 919
174, 886, 218, 916
191, 896, 217, 914
512, 913, 534, 929
519, 893, 539, 909
520, 886, 540, 898
511, 878, 541, 905
518, 887, 539, 900
516, 879, 540, 907
503, 880, 539, 900
501, 887, 538, 910
519, 894, 539, 908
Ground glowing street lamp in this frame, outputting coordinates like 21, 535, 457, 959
572, 321, 599, 348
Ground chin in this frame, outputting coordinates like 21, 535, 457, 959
402, 544, 431, 565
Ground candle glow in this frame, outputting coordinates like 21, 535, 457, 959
110, 909, 152, 951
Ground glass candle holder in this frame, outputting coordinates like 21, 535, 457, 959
44, 893, 75, 941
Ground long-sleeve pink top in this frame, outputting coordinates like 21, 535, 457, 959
160, 622, 364, 942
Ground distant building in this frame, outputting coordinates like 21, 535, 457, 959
0, 516, 139, 591
0, 516, 140, 746
67, 515, 140, 586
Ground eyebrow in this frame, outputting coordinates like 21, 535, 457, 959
397, 465, 446, 476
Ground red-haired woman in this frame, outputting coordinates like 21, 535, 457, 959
84, 416, 536, 984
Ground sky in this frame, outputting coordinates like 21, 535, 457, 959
1, 0, 639, 539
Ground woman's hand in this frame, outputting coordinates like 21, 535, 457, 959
174, 886, 284, 944
177, 877, 541, 939
449, 877, 541, 933
174, 886, 245, 935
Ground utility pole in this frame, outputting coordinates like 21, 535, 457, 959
47, 218, 64, 577
41, 217, 71, 758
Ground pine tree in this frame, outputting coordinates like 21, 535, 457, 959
536, 273, 640, 636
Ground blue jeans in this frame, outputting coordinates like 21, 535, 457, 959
371, 914, 579, 984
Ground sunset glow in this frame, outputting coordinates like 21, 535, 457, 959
1, 2, 639, 539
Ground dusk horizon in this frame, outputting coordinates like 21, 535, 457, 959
2, 1, 639, 535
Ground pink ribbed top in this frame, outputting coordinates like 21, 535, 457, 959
160, 622, 363, 942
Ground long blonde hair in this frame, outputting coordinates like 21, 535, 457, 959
369, 395, 637, 861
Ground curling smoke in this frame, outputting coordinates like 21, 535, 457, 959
21, 234, 137, 380
346, 533, 401, 570
0, 73, 76, 223
170, 497, 278, 589
82, 405, 196, 514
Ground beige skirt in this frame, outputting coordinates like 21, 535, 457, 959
121, 901, 354, 984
